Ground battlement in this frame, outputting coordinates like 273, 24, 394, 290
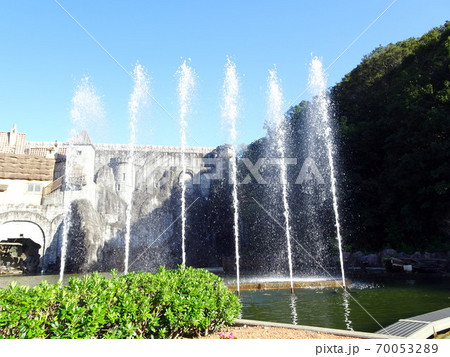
26, 141, 215, 155
93, 143, 215, 154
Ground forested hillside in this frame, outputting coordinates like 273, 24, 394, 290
331, 21, 450, 252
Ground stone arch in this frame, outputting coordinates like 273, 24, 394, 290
0, 221, 45, 258
178, 170, 195, 195
0, 211, 52, 257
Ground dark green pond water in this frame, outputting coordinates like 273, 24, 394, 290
239, 278, 450, 333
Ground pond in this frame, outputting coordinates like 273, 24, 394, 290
239, 278, 450, 333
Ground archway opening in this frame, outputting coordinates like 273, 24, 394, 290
0, 221, 45, 273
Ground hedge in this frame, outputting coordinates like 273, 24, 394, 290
0, 266, 241, 338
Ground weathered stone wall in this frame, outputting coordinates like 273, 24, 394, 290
90, 144, 219, 272
0, 142, 222, 273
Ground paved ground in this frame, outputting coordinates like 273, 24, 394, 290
199, 325, 356, 339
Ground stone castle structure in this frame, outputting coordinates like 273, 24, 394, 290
0, 125, 227, 273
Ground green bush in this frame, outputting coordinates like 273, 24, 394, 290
0, 267, 241, 339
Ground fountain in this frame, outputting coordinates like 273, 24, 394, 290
267, 67, 295, 293
59, 77, 104, 281
58, 138, 75, 282
307, 57, 347, 289
177, 60, 195, 266
221, 58, 241, 295
50, 60, 345, 287
2, 59, 352, 312
124, 63, 149, 274
36, 59, 349, 293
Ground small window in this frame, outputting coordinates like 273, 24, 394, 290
117, 184, 121, 191
123, 173, 126, 181
27, 183, 42, 193
76, 150, 82, 156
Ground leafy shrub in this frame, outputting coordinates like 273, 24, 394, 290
0, 267, 241, 339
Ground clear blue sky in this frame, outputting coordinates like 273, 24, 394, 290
1, 0, 449, 148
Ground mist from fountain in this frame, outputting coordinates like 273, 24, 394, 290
59, 77, 104, 281
124, 63, 149, 274
308, 57, 346, 289
267, 67, 294, 292
222, 58, 241, 294
177, 60, 195, 266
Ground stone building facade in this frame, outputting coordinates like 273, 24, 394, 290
0, 126, 224, 273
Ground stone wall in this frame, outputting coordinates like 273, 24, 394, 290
0, 141, 223, 273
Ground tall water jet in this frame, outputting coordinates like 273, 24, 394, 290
124, 63, 149, 274
221, 58, 241, 295
59, 136, 76, 282
308, 57, 346, 289
177, 60, 195, 266
267, 68, 294, 293
59, 76, 104, 281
